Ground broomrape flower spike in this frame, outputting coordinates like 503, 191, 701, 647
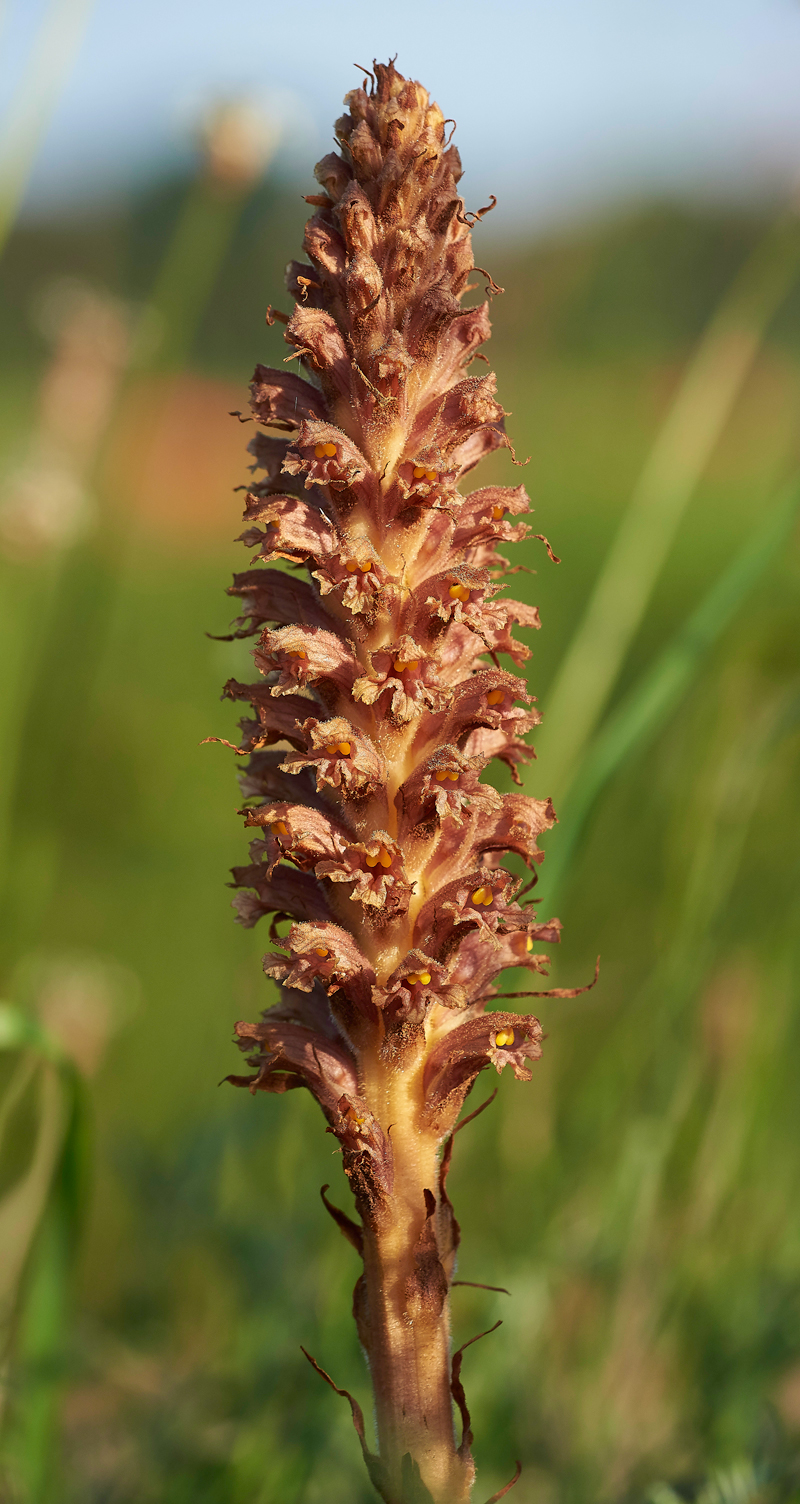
217, 59, 588, 1504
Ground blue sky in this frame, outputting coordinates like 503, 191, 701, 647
4, 0, 800, 231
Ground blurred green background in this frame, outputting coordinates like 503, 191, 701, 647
2, 22, 800, 1504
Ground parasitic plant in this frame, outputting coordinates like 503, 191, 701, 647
217, 59, 587, 1504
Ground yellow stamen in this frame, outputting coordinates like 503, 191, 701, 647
526, 936, 534, 952
435, 769, 459, 782
324, 744, 340, 755
365, 846, 392, 870
471, 885, 493, 906
418, 972, 431, 985
495, 1028, 515, 1048
270, 821, 288, 836
487, 689, 505, 706
314, 947, 329, 958
449, 583, 470, 602
492, 505, 505, 520
323, 442, 337, 457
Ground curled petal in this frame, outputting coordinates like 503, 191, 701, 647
249, 364, 327, 430
316, 832, 413, 915
242, 802, 352, 874
473, 793, 557, 868
226, 568, 335, 635
230, 859, 335, 928
353, 637, 444, 724
231, 1016, 358, 1113
423, 1011, 544, 1119
280, 716, 386, 798
238, 493, 340, 563
221, 682, 314, 753
396, 746, 500, 832
254, 625, 359, 698
283, 419, 371, 495
263, 920, 375, 996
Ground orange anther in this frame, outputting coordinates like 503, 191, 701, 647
288, 649, 307, 659
393, 659, 407, 672
270, 821, 288, 836
495, 1028, 515, 1047
323, 442, 337, 458
412, 465, 426, 479
449, 583, 470, 602
324, 744, 340, 755
314, 947, 329, 958
379, 848, 392, 868
314, 443, 327, 459
471, 886, 494, 906
418, 972, 431, 985
526, 936, 534, 952
426, 469, 437, 482
365, 854, 378, 868
406, 660, 419, 670
487, 689, 505, 706
337, 742, 351, 756
492, 505, 505, 520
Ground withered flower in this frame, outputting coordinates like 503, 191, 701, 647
216, 61, 586, 1504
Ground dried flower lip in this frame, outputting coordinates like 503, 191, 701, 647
422, 1011, 544, 1116
230, 860, 335, 929
255, 624, 359, 699
279, 715, 385, 797
238, 493, 340, 565
263, 919, 377, 996
249, 364, 327, 430
316, 831, 414, 914
283, 418, 372, 498
231, 1015, 359, 1109
226, 567, 336, 635
242, 801, 353, 876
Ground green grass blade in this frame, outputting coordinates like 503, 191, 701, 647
542, 478, 800, 907
11, 1070, 87, 1503
0, 0, 95, 258
533, 215, 800, 802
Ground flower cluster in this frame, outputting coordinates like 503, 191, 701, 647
217, 59, 567, 1504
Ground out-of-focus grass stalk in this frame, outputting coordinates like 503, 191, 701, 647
534, 214, 800, 805
590, 683, 799, 1478
541, 478, 800, 909
0, 0, 95, 259
0, 133, 272, 972
0, 110, 273, 1499
133, 176, 253, 376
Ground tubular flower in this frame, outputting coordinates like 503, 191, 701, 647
217, 60, 575, 1504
